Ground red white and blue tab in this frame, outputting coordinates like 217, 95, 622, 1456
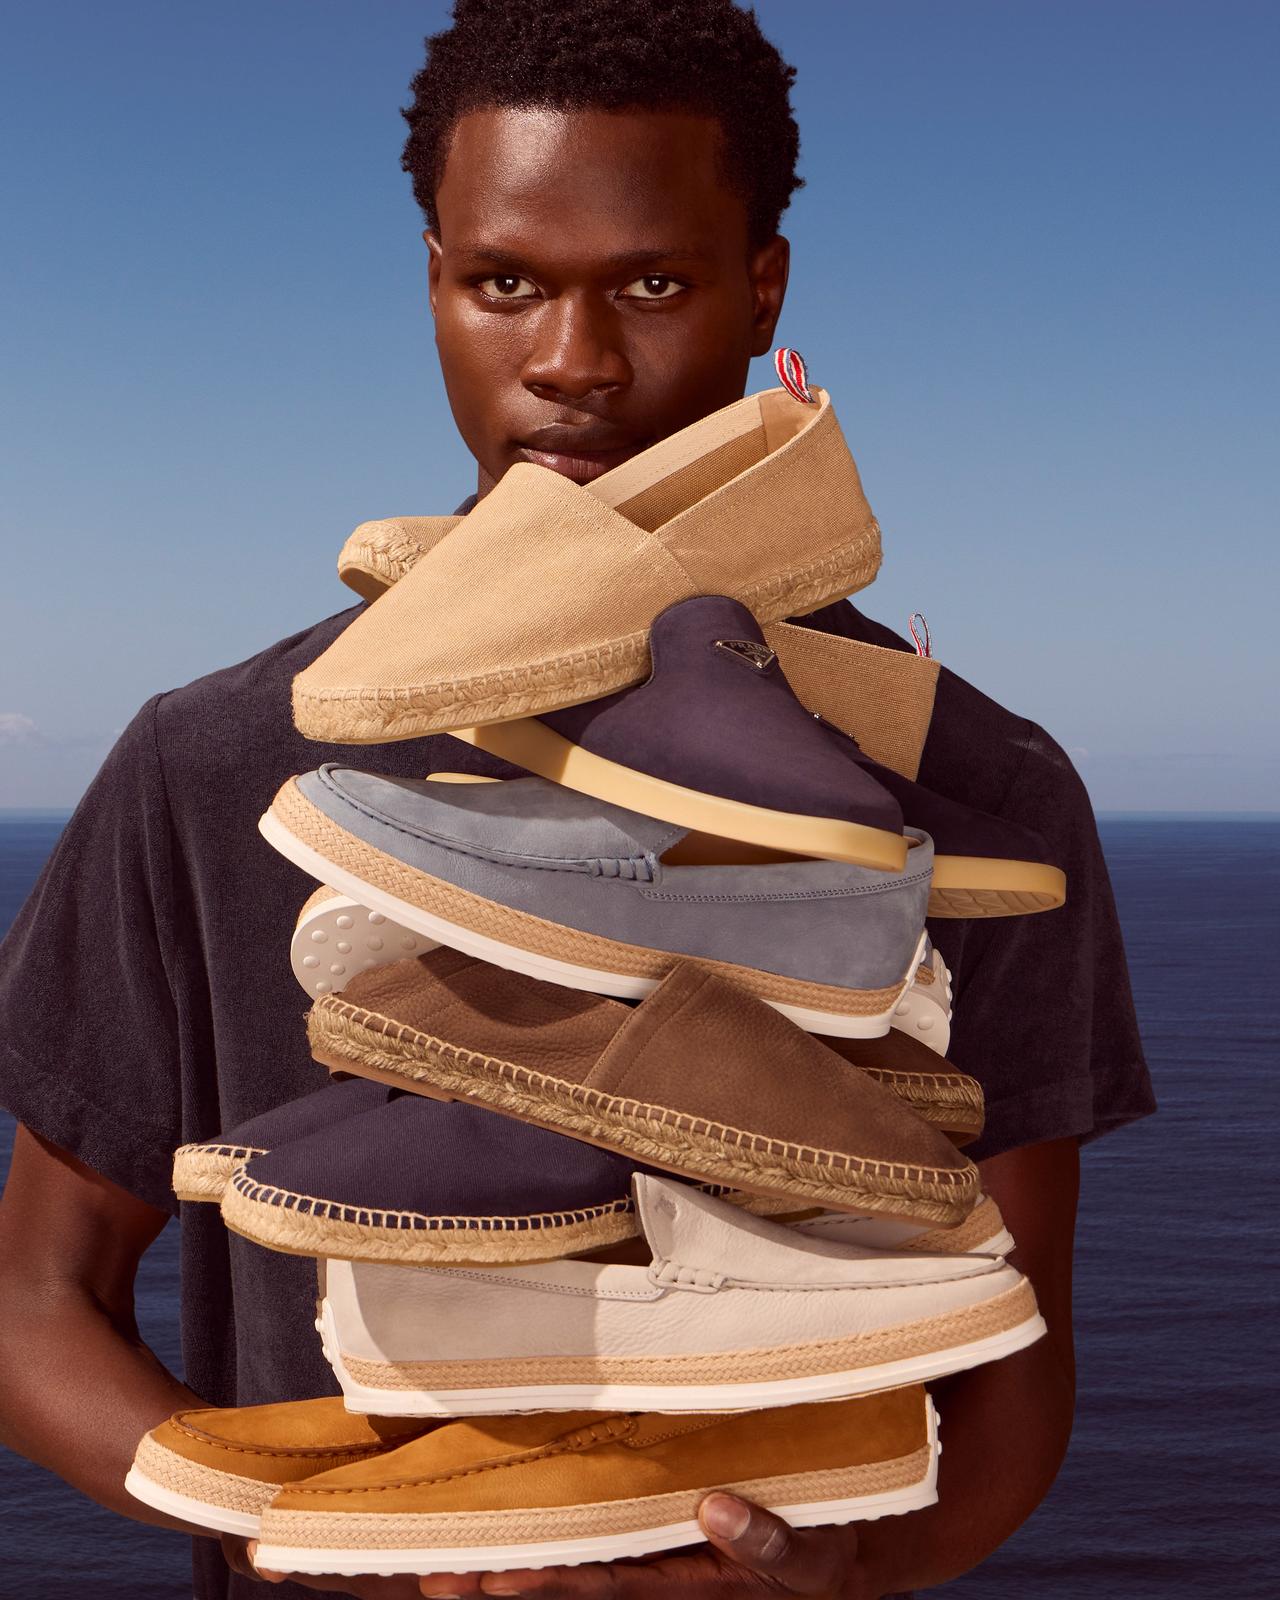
773, 347, 816, 404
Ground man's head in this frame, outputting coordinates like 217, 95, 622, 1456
401, 0, 802, 490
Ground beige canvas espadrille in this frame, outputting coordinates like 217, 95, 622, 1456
333, 528, 940, 784
306, 952, 980, 1226
293, 384, 883, 743
254, 1389, 938, 1577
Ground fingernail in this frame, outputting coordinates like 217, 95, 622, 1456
701, 1492, 751, 1540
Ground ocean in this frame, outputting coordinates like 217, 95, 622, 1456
0, 811, 1276, 1597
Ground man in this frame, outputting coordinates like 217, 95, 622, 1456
0, 3, 1153, 1596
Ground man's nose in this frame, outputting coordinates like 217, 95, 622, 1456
520, 293, 631, 404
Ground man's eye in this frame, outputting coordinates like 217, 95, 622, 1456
620, 275, 685, 300
477, 276, 537, 299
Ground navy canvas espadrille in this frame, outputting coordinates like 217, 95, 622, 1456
219, 1094, 793, 1267
171, 1077, 396, 1202
452, 596, 907, 871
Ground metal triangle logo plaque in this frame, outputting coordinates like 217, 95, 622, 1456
714, 638, 778, 672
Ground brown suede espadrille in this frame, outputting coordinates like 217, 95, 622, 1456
307, 951, 980, 1226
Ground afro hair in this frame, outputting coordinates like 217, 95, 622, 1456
401, 0, 803, 247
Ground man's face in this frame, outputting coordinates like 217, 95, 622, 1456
427, 107, 788, 491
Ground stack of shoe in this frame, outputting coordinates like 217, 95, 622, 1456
127, 357, 1064, 1579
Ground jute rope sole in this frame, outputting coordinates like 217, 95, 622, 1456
856, 1066, 984, 1140
266, 780, 918, 1035
130, 1436, 279, 1519
254, 1440, 935, 1569
172, 1142, 265, 1203
221, 1173, 643, 1266
307, 1003, 978, 1227
221, 1163, 797, 1267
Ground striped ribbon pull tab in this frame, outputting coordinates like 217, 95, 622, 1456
773, 347, 816, 404
908, 613, 933, 659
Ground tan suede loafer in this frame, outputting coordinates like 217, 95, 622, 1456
308, 951, 979, 1225
292, 383, 882, 743
124, 1398, 434, 1538
253, 1387, 937, 1577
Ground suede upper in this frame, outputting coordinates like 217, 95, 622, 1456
318, 952, 979, 1202
149, 1398, 431, 1485
292, 767, 933, 992
541, 595, 903, 834
262, 1387, 928, 1516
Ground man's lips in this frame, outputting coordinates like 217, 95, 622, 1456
513, 430, 650, 483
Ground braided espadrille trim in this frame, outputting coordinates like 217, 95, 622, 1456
292, 632, 653, 743
221, 1168, 640, 1265
307, 1001, 978, 1225
857, 1068, 984, 1134
271, 781, 908, 1019
894, 1200, 1008, 1255
257, 1446, 930, 1549
334, 1279, 1035, 1393
132, 1435, 279, 1516
172, 1142, 265, 1202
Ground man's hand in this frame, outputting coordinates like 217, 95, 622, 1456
0, 1127, 203, 1525
243, 1496, 861, 1599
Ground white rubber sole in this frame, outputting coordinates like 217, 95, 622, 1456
891, 946, 953, 1055
292, 893, 946, 1065
291, 894, 439, 998
254, 1401, 938, 1576
317, 1298, 1044, 1418
263, 809, 922, 1039
124, 1465, 262, 1538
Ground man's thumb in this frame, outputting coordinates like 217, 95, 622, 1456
699, 1492, 797, 1567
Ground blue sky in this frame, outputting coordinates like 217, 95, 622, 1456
1, 0, 1276, 809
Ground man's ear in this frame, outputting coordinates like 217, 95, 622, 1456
748, 235, 790, 358
424, 230, 443, 318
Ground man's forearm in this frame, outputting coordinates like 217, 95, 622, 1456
0, 1126, 207, 1533
853, 1315, 1074, 1594
0, 1275, 205, 1528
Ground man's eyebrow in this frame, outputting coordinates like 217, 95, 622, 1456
449, 246, 708, 271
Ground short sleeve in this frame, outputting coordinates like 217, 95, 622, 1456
0, 697, 184, 1212
934, 725, 1156, 1161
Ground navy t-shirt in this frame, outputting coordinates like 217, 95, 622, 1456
0, 596, 1153, 1599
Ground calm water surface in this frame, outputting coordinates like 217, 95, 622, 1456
0, 812, 1276, 1596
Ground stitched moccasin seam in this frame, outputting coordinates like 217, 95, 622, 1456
317, 770, 651, 876
285, 1423, 636, 1499
168, 1429, 423, 1463
427, 1267, 664, 1302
